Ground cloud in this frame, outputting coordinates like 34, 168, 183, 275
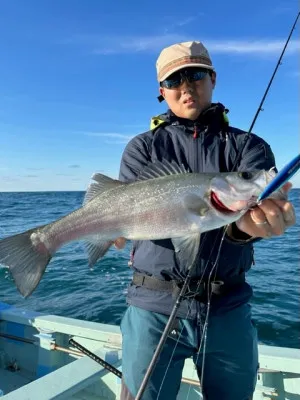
27, 167, 45, 171
163, 14, 204, 33
176, 16, 201, 27
84, 132, 134, 144
206, 39, 300, 54
0, 176, 20, 182
92, 34, 187, 54
23, 175, 39, 178
68, 164, 81, 169
67, 33, 300, 57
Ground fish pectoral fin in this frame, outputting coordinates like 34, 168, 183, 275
137, 159, 190, 181
83, 173, 125, 205
84, 239, 114, 267
171, 233, 201, 271
183, 194, 209, 216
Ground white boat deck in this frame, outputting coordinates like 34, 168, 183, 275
0, 302, 299, 399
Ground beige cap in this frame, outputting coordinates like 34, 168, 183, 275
156, 41, 214, 82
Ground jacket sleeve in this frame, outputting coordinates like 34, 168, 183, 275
226, 133, 277, 245
237, 133, 277, 172
119, 133, 152, 183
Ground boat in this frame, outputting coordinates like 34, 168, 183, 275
0, 301, 299, 399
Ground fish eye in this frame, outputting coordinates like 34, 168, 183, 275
239, 172, 254, 180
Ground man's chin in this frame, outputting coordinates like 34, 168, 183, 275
182, 109, 201, 120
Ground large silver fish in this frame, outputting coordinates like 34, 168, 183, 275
0, 160, 276, 298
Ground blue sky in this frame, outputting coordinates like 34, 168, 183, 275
0, 0, 299, 191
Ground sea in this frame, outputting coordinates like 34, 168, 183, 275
0, 190, 299, 349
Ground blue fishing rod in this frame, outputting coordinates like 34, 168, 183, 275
258, 153, 300, 202
135, 11, 300, 400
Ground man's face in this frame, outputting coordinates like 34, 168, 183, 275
159, 68, 216, 120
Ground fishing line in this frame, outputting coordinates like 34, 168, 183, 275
184, 229, 228, 400
136, 12, 300, 400
153, 239, 210, 399
156, 231, 226, 399
160, 227, 225, 400
188, 12, 300, 398
193, 12, 300, 395
198, 228, 227, 389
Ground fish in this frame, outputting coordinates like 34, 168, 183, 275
0, 160, 277, 298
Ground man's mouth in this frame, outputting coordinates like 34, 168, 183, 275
183, 98, 195, 104
210, 191, 235, 214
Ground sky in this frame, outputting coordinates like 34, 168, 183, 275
0, 0, 299, 191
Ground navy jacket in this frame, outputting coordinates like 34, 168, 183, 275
119, 103, 276, 318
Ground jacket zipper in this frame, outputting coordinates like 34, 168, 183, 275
192, 124, 199, 172
193, 125, 199, 139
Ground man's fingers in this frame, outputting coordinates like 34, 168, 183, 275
279, 201, 296, 226
250, 207, 268, 225
266, 199, 296, 226
238, 197, 296, 239
249, 207, 272, 237
255, 200, 286, 235
114, 237, 126, 249
281, 182, 293, 193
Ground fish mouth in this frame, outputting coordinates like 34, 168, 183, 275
210, 191, 236, 215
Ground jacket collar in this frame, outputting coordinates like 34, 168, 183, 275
166, 102, 229, 130
150, 103, 229, 134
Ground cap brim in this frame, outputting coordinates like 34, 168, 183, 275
159, 63, 214, 82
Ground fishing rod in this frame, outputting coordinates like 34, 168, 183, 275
135, 11, 300, 400
231, 11, 300, 172
257, 153, 300, 202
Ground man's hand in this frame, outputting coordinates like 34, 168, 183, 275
114, 237, 126, 249
235, 182, 296, 239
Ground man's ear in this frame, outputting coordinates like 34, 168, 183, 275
157, 86, 165, 102
159, 86, 165, 99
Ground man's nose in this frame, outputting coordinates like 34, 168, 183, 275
180, 79, 194, 93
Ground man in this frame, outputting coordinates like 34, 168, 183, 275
115, 41, 295, 400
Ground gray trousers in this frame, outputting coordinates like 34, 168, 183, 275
120, 304, 258, 400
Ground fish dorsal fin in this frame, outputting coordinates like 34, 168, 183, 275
137, 160, 190, 181
83, 173, 124, 205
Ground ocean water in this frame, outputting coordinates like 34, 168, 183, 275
0, 190, 299, 349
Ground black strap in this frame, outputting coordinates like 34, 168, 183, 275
132, 272, 245, 298
132, 273, 176, 292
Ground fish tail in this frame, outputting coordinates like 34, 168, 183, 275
0, 227, 51, 298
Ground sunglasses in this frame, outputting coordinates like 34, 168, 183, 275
160, 68, 211, 89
